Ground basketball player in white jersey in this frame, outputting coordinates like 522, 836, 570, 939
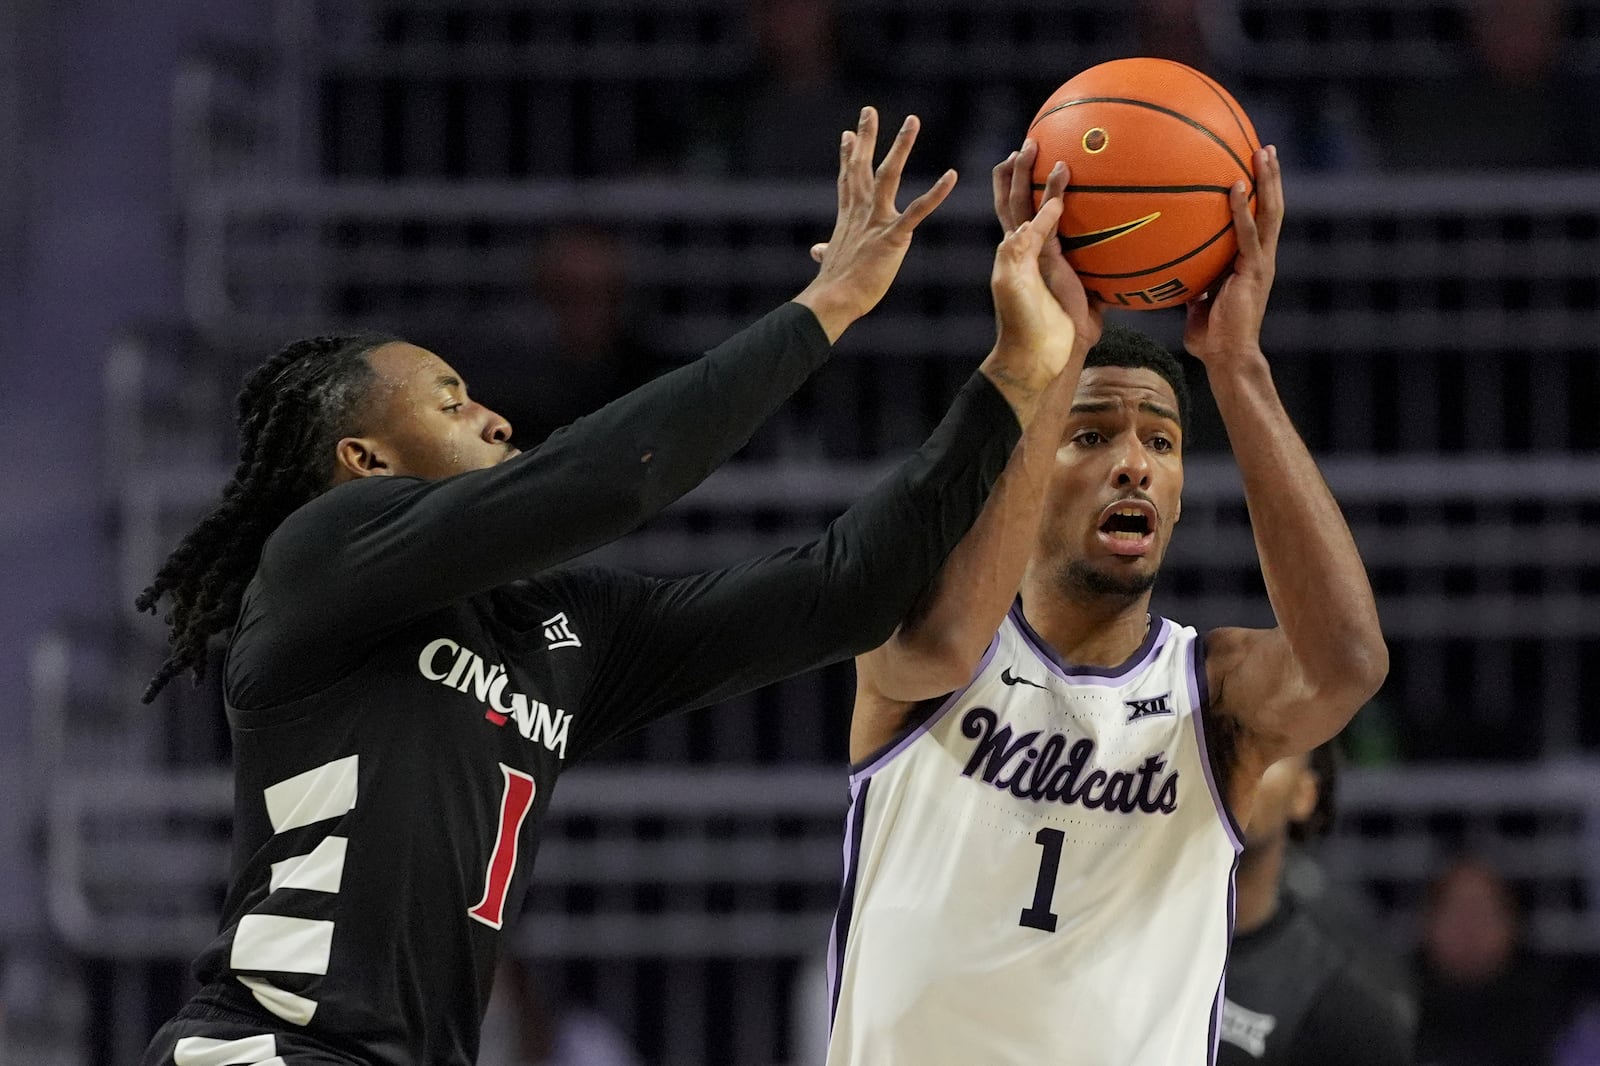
824, 140, 1388, 1065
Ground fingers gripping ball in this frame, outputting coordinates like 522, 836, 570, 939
1028, 58, 1261, 310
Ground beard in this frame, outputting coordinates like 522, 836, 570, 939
1056, 558, 1160, 606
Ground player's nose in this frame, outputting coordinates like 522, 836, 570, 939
482, 407, 513, 445
1110, 440, 1151, 489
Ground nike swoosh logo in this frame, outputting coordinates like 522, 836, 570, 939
1059, 211, 1162, 252
1001, 668, 1047, 690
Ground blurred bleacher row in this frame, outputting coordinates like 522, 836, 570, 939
13, 0, 1600, 1062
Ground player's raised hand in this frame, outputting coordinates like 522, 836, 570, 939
1183, 145, 1283, 370
993, 141, 1103, 357
981, 191, 1079, 424
795, 106, 958, 343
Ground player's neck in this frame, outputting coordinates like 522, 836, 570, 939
1234, 837, 1288, 936
1019, 574, 1154, 668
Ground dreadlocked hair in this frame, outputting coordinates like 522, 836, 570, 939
136, 332, 399, 703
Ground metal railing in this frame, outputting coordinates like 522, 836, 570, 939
1212, 0, 1600, 79
170, 0, 1600, 188
182, 176, 1600, 357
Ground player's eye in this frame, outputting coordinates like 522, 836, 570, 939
442, 403, 464, 414
1075, 430, 1105, 447
1150, 435, 1173, 452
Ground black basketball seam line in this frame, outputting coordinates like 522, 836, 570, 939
1074, 219, 1237, 280
1159, 59, 1260, 176
1032, 94, 1252, 184
1028, 96, 1253, 185
1031, 182, 1234, 194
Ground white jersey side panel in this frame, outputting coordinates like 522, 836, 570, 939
826, 609, 1241, 1066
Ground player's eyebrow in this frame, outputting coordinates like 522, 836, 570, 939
1069, 397, 1181, 427
1141, 400, 1181, 425
1068, 399, 1118, 415
434, 374, 463, 392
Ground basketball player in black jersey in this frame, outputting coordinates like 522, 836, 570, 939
133, 109, 1084, 1066
1220, 744, 1414, 1065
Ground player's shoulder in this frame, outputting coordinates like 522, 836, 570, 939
299, 471, 427, 519
488, 564, 655, 631
1191, 623, 1284, 710
262, 475, 426, 570
1194, 623, 1262, 669
517, 563, 654, 600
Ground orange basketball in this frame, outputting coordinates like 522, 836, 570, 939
1028, 57, 1261, 311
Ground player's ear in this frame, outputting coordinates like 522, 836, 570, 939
334, 435, 395, 480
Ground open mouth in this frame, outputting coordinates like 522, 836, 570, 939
1095, 501, 1157, 556
1101, 508, 1150, 540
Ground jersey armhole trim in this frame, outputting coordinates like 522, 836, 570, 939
1187, 632, 1245, 853
847, 633, 1000, 784
826, 775, 871, 1028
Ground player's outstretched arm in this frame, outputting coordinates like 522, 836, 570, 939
262, 109, 957, 643
559, 195, 1083, 758
850, 153, 1103, 764
1187, 147, 1387, 778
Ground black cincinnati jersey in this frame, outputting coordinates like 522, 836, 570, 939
140, 304, 1021, 1066
1220, 894, 1414, 1066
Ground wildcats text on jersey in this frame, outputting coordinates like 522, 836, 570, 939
417, 637, 571, 758
959, 706, 1179, 813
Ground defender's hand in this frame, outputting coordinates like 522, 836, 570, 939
1184, 145, 1283, 371
982, 193, 1079, 424
796, 107, 958, 343
993, 141, 1103, 358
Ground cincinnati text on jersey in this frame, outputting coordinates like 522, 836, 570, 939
417, 637, 571, 758
959, 706, 1179, 813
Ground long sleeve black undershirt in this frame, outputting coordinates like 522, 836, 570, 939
544, 370, 1019, 760
228, 303, 1022, 712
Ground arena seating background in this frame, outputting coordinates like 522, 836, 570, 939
5, 1, 1600, 1062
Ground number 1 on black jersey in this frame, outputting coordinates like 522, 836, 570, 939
469, 764, 537, 929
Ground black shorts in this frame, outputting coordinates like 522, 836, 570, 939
141, 1011, 363, 1065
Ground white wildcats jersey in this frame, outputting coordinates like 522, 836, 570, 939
826, 604, 1243, 1066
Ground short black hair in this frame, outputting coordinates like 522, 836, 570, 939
1289, 741, 1340, 843
1082, 323, 1190, 434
